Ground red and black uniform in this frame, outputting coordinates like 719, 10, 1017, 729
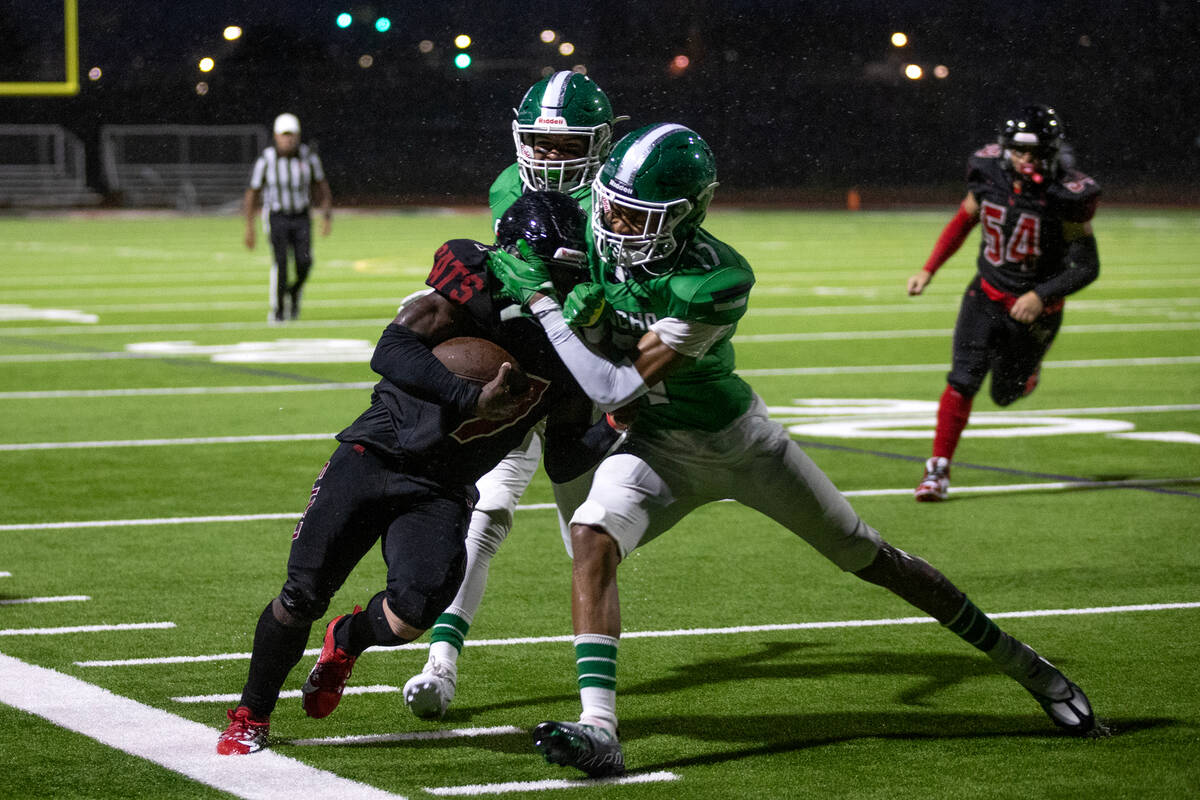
945, 144, 1100, 405
238, 239, 611, 717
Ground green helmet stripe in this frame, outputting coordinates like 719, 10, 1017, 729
613, 123, 690, 190
540, 71, 572, 115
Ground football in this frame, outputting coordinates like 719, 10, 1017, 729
432, 337, 526, 391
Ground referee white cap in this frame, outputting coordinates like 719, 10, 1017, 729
273, 113, 300, 135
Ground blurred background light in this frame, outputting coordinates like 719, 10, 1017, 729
454, 53, 472, 69
195, 82, 209, 95
358, 54, 373, 68
455, 34, 471, 49
336, 13, 352, 29
558, 42, 575, 56
223, 26, 242, 41
198, 57, 215, 72
891, 32, 908, 47
87, 67, 102, 81
418, 39, 434, 53
540, 30, 556, 43
374, 17, 391, 33
904, 63, 923, 79
933, 64, 949, 78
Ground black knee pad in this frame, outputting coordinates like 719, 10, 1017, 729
277, 580, 330, 625
364, 590, 408, 646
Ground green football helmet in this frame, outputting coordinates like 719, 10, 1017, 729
512, 71, 623, 193
591, 123, 719, 274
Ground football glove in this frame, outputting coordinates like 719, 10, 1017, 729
488, 240, 554, 306
562, 282, 608, 329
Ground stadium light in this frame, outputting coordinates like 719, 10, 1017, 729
223, 26, 242, 41
336, 12, 352, 28
455, 53, 472, 69
891, 32, 908, 47
455, 34, 472, 49
375, 17, 391, 32
198, 57, 215, 72
904, 63, 923, 80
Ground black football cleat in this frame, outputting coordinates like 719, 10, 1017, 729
533, 720, 625, 778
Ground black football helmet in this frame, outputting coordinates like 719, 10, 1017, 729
999, 105, 1065, 176
495, 191, 589, 288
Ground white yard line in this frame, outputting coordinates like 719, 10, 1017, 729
5, 321, 1200, 364
0, 595, 89, 606
0, 383, 373, 401
425, 771, 681, 796
0, 621, 174, 636
290, 725, 524, 746
0, 433, 335, 451
75, 602, 1200, 669
173, 684, 401, 704
3, 356, 1196, 401
9, 474, 1199, 536
0, 652, 408, 800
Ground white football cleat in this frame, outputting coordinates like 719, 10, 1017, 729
1020, 655, 1099, 735
403, 655, 457, 720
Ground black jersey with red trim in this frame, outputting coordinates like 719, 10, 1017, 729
966, 143, 1100, 297
336, 238, 584, 487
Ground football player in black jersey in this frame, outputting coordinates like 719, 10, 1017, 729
907, 105, 1101, 501
217, 192, 621, 755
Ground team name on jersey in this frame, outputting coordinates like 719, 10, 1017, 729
611, 307, 658, 334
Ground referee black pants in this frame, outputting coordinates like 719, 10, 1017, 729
267, 210, 313, 319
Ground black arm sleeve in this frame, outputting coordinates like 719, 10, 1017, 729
1035, 234, 1100, 300
369, 323, 481, 416
543, 416, 622, 484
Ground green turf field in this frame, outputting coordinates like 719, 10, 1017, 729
1, 207, 1198, 799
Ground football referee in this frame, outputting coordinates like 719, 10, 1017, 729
244, 112, 333, 323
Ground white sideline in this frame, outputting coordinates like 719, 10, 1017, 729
74, 602, 1200, 668
0, 652, 408, 800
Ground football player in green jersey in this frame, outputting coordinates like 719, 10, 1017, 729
402, 73, 626, 721
488, 70, 627, 226
491, 123, 1100, 778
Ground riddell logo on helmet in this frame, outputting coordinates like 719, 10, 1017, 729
536, 116, 567, 127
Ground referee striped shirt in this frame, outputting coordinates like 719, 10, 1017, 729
249, 144, 326, 214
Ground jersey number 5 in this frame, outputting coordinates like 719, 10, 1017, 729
980, 200, 1042, 270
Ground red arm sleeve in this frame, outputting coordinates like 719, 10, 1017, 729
923, 205, 978, 275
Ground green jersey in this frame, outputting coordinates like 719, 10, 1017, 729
488, 164, 594, 228
595, 227, 756, 432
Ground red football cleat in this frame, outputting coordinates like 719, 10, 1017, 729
216, 706, 270, 755
301, 606, 361, 718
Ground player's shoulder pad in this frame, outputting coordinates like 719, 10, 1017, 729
665, 235, 755, 325
1048, 169, 1101, 222
488, 165, 522, 224
967, 143, 1004, 182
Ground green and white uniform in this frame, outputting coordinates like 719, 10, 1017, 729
546, 225, 881, 570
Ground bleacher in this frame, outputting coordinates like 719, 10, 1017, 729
0, 125, 102, 208
100, 124, 267, 211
